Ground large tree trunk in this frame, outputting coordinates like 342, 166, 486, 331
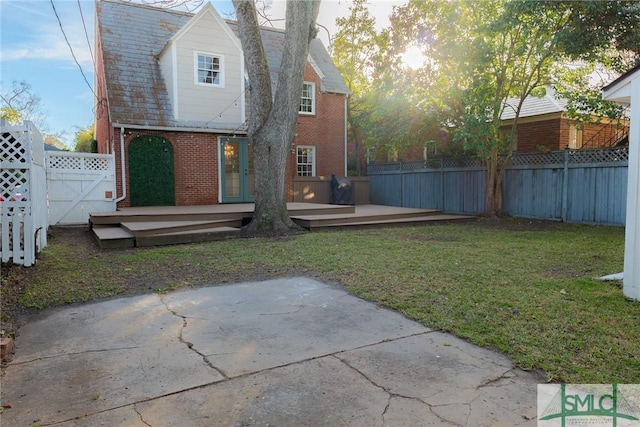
485, 147, 504, 217
233, 0, 320, 236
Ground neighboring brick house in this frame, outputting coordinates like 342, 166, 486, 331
373, 88, 630, 165
500, 87, 629, 152
94, 0, 349, 207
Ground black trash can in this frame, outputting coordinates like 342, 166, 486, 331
330, 174, 354, 205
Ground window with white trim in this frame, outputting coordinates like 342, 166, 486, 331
299, 82, 315, 114
296, 145, 316, 176
195, 52, 223, 87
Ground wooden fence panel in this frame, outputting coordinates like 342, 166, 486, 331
566, 164, 627, 225
442, 168, 486, 214
369, 173, 402, 206
504, 167, 563, 220
367, 148, 628, 225
402, 171, 441, 209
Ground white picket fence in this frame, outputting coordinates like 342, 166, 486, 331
1, 121, 48, 267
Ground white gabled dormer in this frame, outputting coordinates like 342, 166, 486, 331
158, 3, 245, 124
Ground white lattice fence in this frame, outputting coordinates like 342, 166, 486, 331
568, 147, 630, 163
1, 121, 47, 266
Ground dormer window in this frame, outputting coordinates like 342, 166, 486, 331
195, 52, 224, 87
299, 82, 315, 115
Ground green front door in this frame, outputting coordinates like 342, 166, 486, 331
128, 135, 175, 206
221, 137, 254, 203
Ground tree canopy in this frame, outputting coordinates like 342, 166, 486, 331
73, 124, 96, 153
332, 0, 639, 215
0, 81, 47, 129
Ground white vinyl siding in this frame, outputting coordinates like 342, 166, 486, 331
299, 82, 315, 115
159, 44, 177, 118
296, 145, 316, 176
170, 10, 243, 123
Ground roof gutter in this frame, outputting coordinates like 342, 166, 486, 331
112, 123, 247, 135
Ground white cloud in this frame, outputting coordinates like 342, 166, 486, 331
0, 1, 95, 70
0, 0, 50, 19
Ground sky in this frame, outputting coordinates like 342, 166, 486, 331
0, 0, 405, 149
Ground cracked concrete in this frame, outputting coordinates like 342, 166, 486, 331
161, 295, 229, 379
1, 277, 542, 426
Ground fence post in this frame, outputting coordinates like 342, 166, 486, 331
400, 162, 404, 207
561, 148, 569, 222
440, 157, 445, 211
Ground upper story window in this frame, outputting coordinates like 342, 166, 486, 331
195, 52, 224, 87
299, 82, 315, 115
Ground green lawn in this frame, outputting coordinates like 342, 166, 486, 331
2, 218, 638, 384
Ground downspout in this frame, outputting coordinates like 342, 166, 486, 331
344, 95, 348, 176
114, 126, 127, 203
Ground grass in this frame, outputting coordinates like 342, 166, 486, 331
2, 218, 638, 384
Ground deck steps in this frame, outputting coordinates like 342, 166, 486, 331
89, 203, 475, 248
92, 224, 241, 249
135, 226, 240, 247
291, 206, 444, 228
121, 219, 242, 237
92, 226, 135, 249
89, 206, 251, 226
89, 203, 355, 226
293, 213, 476, 229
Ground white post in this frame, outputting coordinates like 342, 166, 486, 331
623, 77, 640, 300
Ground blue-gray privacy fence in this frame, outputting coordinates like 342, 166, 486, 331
366, 147, 629, 226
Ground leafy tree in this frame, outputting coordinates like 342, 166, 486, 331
552, 63, 629, 127
550, 0, 639, 125
332, 0, 444, 169
74, 124, 96, 153
331, 0, 377, 97
552, 1, 640, 64
465, 1, 575, 215
233, 0, 320, 235
0, 80, 67, 147
0, 81, 48, 130
385, 0, 639, 216
331, 0, 378, 174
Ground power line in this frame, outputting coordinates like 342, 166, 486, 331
77, 0, 95, 65
49, 0, 97, 100
204, 88, 247, 126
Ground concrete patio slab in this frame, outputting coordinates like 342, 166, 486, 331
161, 277, 427, 377
0, 277, 542, 426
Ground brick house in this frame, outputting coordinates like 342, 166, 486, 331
372, 87, 630, 164
500, 87, 629, 152
94, 0, 349, 207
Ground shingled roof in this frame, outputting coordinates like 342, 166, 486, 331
96, 0, 349, 129
501, 87, 569, 121
225, 22, 349, 96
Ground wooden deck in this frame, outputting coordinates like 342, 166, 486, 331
90, 203, 475, 249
